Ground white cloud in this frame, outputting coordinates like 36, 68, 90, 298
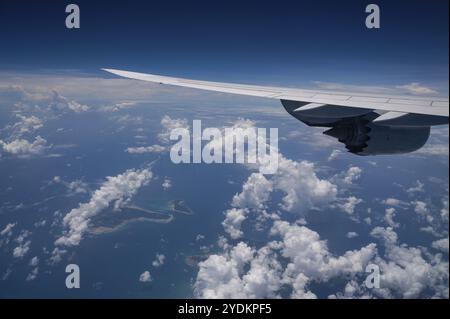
0, 223, 16, 237
14, 230, 31, 244
407, 180, 425, 194
101, 101, 138, 112
206, 119, 337, 214
231, 173, 273, 211
194, 242, 282, 299
55, 168, 152, 246
152, 254, 166, 267
158, 115, 189, 143
415, 144, 449, 157
67, 180, 89, 195
339, 196, 363, 215
49, 91, 89, 113
328, 149, 342, 161
9, 114, 43, 137
370, 226, 448, 298
275, 158, 338, 213
413, 201, 433, 223
432, 238, 449, 254
0, 136, 49, 157
271, 221, 376, 281
139, 271, 152, 283
162, 178, 172, 190
52, 176, 89, 195
13, 240, 31, 258
343, 166, 363, 185
375, 246, 447, 298
195, 220, 379, 299
383, 198, 400, 206
370, 227, 398, 245
441, 197, 449, 222
29, 256, 39, 267
126, 144, 167, 154
395, 83, 438, 95
222, 208, 247, 240
49, 247, 67, 265
384, 208, 399, 228
26, 267, 39, 281
346, 232, 359, 239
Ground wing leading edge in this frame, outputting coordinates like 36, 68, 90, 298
102, 68, 449, 118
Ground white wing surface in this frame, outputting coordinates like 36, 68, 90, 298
103, 68, 448, 118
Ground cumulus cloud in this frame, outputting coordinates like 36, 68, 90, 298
152, 254, 166, 267
222, 208, 248, 240
195, 222, 378, 299
139, 271, 152, 282
339, 196, 363, 215
441, 197, 449, 222
162, 178, 172, 190
49, 247, 67, 265
194, 242, 282, 299
13, 240, 31, 258
26, 256, 40, 281
0, 223, 16, 237
66, 180, 89, 195
384, 208, 399, 228
158, 115, 189, 143
100, 101, 138, 112
432, 238, 449, 254
343, 166, 363, 185
271, 221, 376, 286
124, 115, 188, 155
371, 226, 448, 298
346, 232, 359, 239
48, 91, 89, 113
52, 176, 89, 195
375, 245, 447, 298
274, 158, 337, 213
55, 168, 152, 246
382, 198, 403, 207
29, 256, 39, 267
328, 149, 342, 161
0, 136, 49, 157
26, 267, 39, 281
231, 173, 273, 212
413, 201, 433, 223
371, 227, 398, 245
395, 83, 438, 95
8, 114, 43, 137
407, 180, 425, 194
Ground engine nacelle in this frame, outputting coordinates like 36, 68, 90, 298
281, 99, 436, 156
323, 122, 430, 156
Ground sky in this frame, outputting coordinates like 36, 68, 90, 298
0, 0, 448, 90
0, 1, 449, 299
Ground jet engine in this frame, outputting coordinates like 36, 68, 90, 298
281, 99, 433, 156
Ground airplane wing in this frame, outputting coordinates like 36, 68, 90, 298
102, 68, 449, 120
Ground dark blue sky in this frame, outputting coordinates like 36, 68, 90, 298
0, 0, 448, 86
